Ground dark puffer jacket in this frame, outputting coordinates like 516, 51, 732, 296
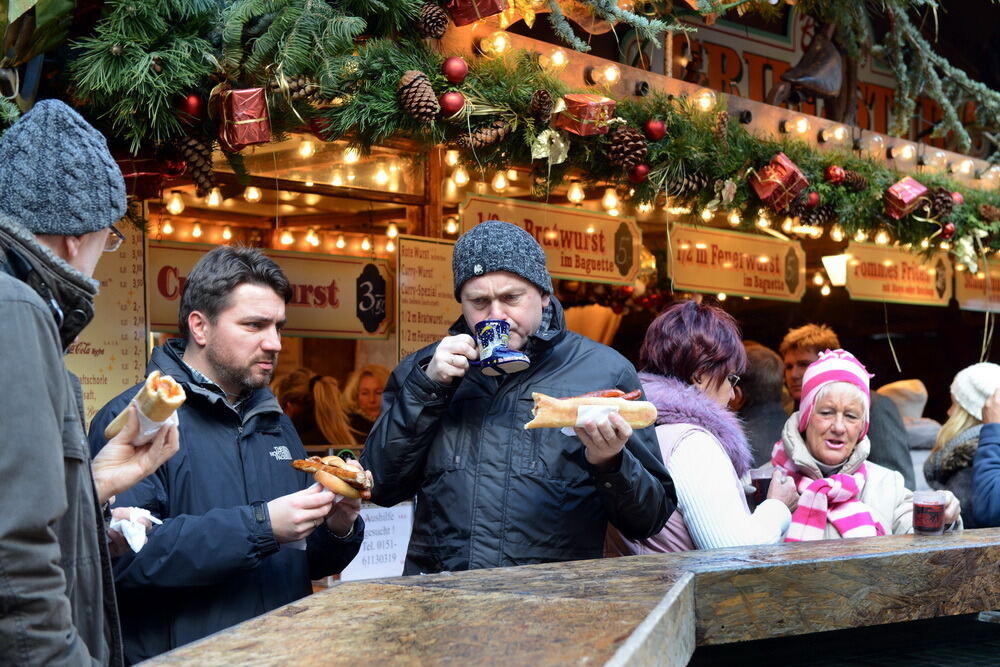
89, 339, 364, 663
363, 298, 675, 574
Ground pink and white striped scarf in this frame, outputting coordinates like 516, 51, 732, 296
772, 444, 886, 541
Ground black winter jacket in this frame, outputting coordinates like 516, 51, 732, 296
88, 339, 364, 663
363, 299, 676, 573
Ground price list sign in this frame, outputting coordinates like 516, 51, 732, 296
397, 235, 459, 361
65, 224, 148, 426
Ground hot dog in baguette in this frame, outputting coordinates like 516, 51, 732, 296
523, 392, 657, 430
291, 456, 372, 500
103, 371, 187, 439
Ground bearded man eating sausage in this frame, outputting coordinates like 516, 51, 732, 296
363, 219, 676, 573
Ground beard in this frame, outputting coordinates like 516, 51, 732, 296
205, 345, 276, 396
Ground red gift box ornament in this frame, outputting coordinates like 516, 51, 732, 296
884, 176, 928, 220
553, 94, 616, 136
118, 157, 164, 201
218, 87, 271, 153
446, 0, 507, 26
749, 152, 809, 213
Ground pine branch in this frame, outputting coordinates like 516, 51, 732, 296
544, 0, 591, 52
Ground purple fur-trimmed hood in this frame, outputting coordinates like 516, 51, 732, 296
639, 372, 753, 478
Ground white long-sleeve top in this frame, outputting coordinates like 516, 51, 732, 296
667, 427, 791, 549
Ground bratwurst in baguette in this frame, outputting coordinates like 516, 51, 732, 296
523, 391, 657, 430
103, 370, 186, 439
291, 456, 372, 500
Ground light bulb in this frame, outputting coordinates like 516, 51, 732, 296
452, 166, 469, 186
855, 134, 885, 158
601, 188, 619, 211
701, 208, 714, 221
637, 202, 653, 214
166, 191, 185, 215
921, 238, 930, 249
243, 186, 262, 203
782, 115, 810, 134
304, 180, 314, 187
387, 223, 398, 238
717, 293, 727, 302
888, 143, 915, 161
693, 88, 716, 112
374, 163, 389, 186
813, 272, 825, 286
161, 218, 174, 235
727, 211, 741, 226
830, 225, 845, 242
222, 225, 232, 241
191, 222, 203, 238
298, 139, 316, 158
819, 125, 847, 143
386, 238, 395, 252
343, 147, 360, 164
854, 230, 867, 242
306, 228, 320, 247
481, 30, 509, 56
875, 230, 890, 245
331, 170, 344, 187
540, 48, 568, 71
756, 213, 770, 228
607, 208, 619, 217
506, 168, 518, 182
567, 182, 585, 203
951, 159, 974, 175
205, 187, 222, 207
491, 171, 508, 192
335, 234, 346, 249
955, 263, 966, 272
444, 150, 460, 167
820, 284, 831, 296
445, 217, 459, 235
593, 64, 621, 85
939, 241, 950, 250
781, 217, 795, 233
280, 230, 294, 245
361, 236, 371, 251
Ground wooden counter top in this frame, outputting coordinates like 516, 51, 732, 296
147, 529, 1000, 666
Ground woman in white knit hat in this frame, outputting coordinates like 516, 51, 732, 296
925, 363, 1000, 527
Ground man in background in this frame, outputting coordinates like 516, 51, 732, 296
733, 342, 788, 467
779, 323, 915, 489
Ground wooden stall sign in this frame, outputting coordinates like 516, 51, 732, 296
459, 194, 641, 285
397, 235, 459, 360
844, 242, 952, 306
667, 223, 806, 302
955, 261, 1000, 312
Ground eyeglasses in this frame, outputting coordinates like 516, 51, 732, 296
727, 374, 741, 388
103, 224, 125, 253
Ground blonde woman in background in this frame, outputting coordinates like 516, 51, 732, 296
343, 365, 391, 441
925, 362, 1000, 527
273, 368, 358, 446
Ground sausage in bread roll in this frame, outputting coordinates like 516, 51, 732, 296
103, 370, 186, 439
523, 391, 656, 430
291, 456, 372, 500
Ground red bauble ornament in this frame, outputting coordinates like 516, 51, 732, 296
621, 285, 635, 296
643, 118, 666, 141
941, 222, 956, 240
159, 158, 188, 179
177, 93, 205, 126
951, 191, 965, 206
824, 165, 845, 184
439, 91, 466, 117
442, 57, 469, 85
806, 191, 820, 209
628, 163, 650, 184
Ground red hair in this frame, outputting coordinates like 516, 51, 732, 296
639, 300, 746, 387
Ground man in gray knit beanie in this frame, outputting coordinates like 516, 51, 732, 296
363, 219, 675, 575
0, 99, 177, 665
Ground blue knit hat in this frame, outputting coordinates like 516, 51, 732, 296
0, 99, 126, 235
452, 219, 553, 301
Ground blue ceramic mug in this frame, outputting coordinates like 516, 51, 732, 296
471, 319, 530, 377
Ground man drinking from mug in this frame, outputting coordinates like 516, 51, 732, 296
363, 219, 676, 574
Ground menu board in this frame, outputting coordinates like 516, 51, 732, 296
844, 243, 953, 306
955, 261, 1000, 312
668, 223, 806, 302
65, 223, 148, 426
397, 235, 458, 360
339, 501, 414, 581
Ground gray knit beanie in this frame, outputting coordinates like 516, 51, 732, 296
452, 219, 553, 300
0, 99, 126, 235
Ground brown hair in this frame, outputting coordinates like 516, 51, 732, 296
778, 323, 840, 358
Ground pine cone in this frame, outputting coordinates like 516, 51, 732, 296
178, 136, 215, 197
929, 187, 955, 220
788, 197, 808, 219
841, 169, 869, 192
980, 204, 1000, 223
456, 120, 511, 150
801, 203, 837, 227
397, 70, 439, 123
665, 170, 709, 198
530, 89, 554, 125
714, 110, 729, 145
607, 126, 648, 171
269, 75, 318, 101
418, 3, 448, 39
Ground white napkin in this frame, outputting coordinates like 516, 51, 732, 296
127, 396, 180, 446
560, 405, 621, 436
108, 508, 162, 553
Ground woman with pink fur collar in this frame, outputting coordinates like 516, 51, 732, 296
773, 349, 960, 540
607, 300, 798, 554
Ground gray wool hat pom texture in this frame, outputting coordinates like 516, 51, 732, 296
452, 219, 553, 300
0, 99, 126, 236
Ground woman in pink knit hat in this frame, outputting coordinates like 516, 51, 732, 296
772, 349, 961, 540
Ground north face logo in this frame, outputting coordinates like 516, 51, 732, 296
269, 446, 292, 461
